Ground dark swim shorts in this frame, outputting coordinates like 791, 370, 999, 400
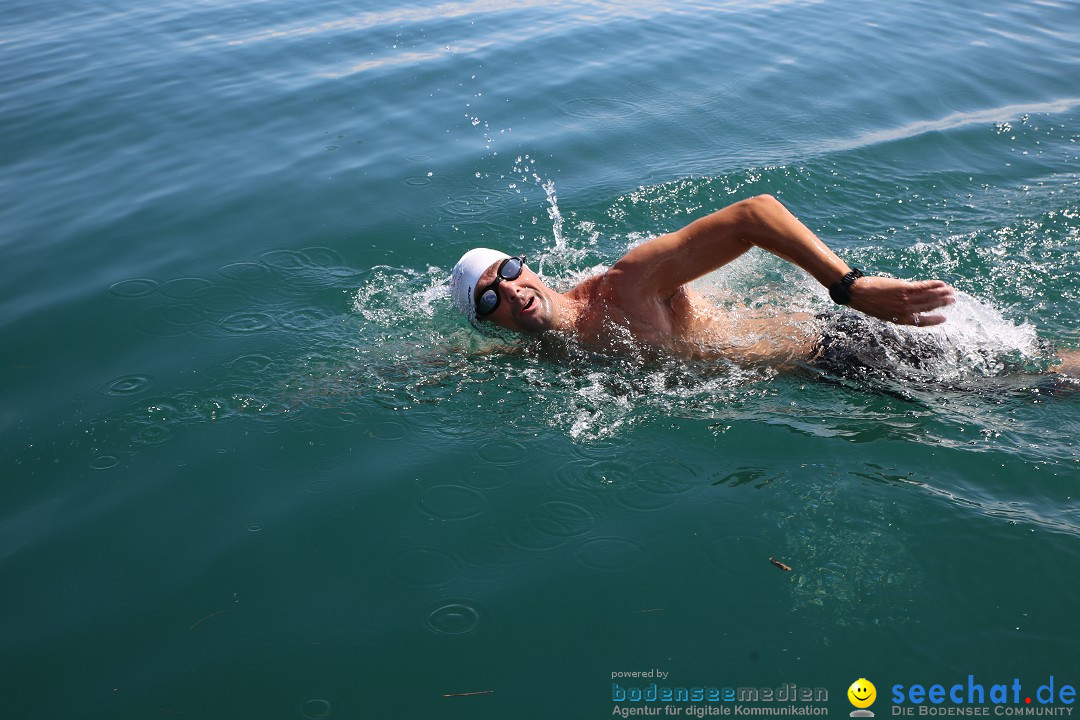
808, 311, 950, 379
807, 310, 1060, 387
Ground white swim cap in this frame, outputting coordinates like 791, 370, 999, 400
450, 248, 510, 318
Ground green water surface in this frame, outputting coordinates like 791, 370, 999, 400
1, 0, 1078, 717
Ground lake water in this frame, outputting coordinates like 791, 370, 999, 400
2, 0, 1079, 717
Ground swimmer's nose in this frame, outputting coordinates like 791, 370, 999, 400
503, 279, 527, 310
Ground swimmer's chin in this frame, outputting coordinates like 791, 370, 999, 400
512, 295, 557, 333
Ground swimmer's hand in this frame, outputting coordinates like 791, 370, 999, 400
848, 277, 956, 326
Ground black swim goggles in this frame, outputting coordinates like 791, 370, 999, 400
475, 255, 526, 317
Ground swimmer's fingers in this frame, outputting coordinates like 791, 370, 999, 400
909, 296, 956, 312
849, 276, 956, 326
907, 280, 956, 311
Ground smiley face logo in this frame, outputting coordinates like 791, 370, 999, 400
848, 678, 876, 709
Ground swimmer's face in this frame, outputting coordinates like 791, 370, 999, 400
474, 258, 554, 333
848, 679, 876, 709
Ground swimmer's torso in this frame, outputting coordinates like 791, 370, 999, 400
565, 274, 817, 365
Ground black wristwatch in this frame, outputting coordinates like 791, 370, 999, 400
828, 269, 864, 305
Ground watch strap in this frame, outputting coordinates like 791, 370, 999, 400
828, 268, 864, 305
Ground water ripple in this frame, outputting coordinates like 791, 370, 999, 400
107, 278, 158, 298
575, 536, 646, 571
418, 485, 487, 520
391, 547, 461, 587
559, 97, 645, 120
426, 600, 483, 636
100, 374, 154, 397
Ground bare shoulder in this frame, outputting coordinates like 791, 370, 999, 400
607, 234, 681, 296
567, 268, 651, 318
565, 271, 613, 304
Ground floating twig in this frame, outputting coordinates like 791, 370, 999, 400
769, 557, 792, 572
189, 609, 230, 630
442, 690, 495, 698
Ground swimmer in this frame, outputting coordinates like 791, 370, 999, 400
451, 195, 1079, 376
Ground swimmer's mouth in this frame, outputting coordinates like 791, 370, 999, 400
521, 297, 535, 314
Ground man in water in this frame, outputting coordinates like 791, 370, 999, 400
450, 194, 1077, 374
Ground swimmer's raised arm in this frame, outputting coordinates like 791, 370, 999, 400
608, 194, 955, 326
